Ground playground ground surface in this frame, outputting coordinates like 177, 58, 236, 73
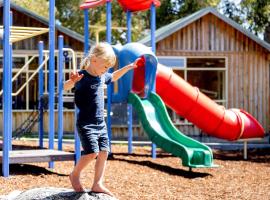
0, 140, 269, 200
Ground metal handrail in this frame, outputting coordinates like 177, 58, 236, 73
0, 48, 76, 97
43, 48, 77, 72
0, 55, 37, 96
11, 56, 49, 96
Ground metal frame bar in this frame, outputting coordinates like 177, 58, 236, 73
48, 0, 55, 169
106, 1, 112, 151
11, 57, 49, 96
0, 26, 49, 43
84, 9, 90, 54
126, 10, 133, 154
150, 3, 157, 159
38, 41, 44, 148
58, 36, 64, 151
44, 48, 76, 72
2, 0, 11, 177
0, 56, 37, 96
2, 0, 12, 177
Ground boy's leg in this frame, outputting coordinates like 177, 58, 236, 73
70, 153, 98, 192
91, 151, 114, 196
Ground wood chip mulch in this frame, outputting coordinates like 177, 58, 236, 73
0, 140, 270, 200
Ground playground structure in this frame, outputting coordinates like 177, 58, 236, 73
1, 0, 83, 177
1, 0, 265, 177
1, 0, 162, 177
80, 0, 264, 168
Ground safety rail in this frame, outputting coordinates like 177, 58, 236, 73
0, 47, 77, 97
43, 48, 77, 73
0, 55, 38, 96
12, 56, 49, 96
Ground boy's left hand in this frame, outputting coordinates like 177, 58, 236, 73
129, 58, 141, 69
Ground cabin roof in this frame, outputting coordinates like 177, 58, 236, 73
139, 7, 270, 52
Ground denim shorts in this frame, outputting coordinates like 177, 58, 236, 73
76, 121, 110, 155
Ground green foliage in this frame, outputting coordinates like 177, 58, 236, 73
55, 1, 149, 44
156, 0, 220, 28
12, 0, 49, 18
55, 0, 84, 35
220, 0, 269, 41
240, 0, 270, 36
220, 0, 243, 24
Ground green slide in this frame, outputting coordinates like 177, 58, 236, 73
128, 92, 215, 168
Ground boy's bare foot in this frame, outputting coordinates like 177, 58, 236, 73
69, 173, 85, 192
91, 183, 114, 197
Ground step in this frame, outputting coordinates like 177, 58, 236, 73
0, 149, 75, 164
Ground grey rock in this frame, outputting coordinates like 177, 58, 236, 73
7, 187, 116, 200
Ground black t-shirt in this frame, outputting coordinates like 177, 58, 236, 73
74, 70, 112, 124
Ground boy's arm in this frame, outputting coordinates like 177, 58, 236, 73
64, 71, 84, 90
64, 80, 75, 91
111, 64, 135, 82
111, 58, 141, 82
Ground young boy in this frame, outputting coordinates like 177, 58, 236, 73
64, 42, 138, 196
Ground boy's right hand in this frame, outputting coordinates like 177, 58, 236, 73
70, 71, 84, 84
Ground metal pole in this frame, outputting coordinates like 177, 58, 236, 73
75, 108, 80, 164
126, 10, 133, 154
150, 3, 157, 159
38, 41, 44, 148
2, 0, 11, 177
127, 11, 132, 43
49, 0, 55, 168
9, 44, 12, 152
58, 35, 64, 150
9, 11, 13, 151
84, 9, 89, 54
75, 8, 90, 164
106, 1, 112, 44
106, 1, 112, 151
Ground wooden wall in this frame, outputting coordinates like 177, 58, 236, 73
156, 13, 270, 132
0, 111, 149, 140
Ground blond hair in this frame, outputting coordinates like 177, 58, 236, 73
80, 42, 116, 69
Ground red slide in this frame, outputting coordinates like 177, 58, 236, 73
155, 64, 264, 141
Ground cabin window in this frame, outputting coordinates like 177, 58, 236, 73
185, 58, 226, 103
158, 56, 227, 124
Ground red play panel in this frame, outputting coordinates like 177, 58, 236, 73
118, 0, 161, 12
80, 0, 111, 10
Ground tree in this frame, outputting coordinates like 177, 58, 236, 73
55, 0, 148, 44
240, 0, 270, 42
220, 0, 243, 24
156, 0, 221, 29
12, 0, 49, 18
220, 0, 270, 43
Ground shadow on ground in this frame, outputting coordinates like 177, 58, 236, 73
213, 148, 270, 164
111, 151, 174, 158
0, 164, 68, 177
111, 154, 212, 179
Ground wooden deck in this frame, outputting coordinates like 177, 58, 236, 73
0, 149, 75, 164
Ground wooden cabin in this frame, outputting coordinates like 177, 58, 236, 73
139, 7, 270, 140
